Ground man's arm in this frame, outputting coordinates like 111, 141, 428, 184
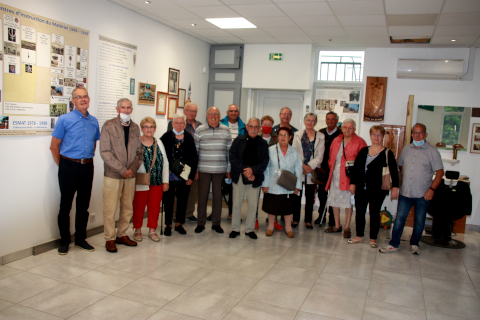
425, 169, 444, 201
50, 137, 62, 166
100, 124, 128, 176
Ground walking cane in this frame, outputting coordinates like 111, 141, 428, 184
159, 201, 164, 235
319, 201, 328, 228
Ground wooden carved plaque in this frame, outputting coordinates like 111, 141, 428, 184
364, 77, 387, 122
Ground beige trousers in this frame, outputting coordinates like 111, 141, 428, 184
103, 176, 136, 241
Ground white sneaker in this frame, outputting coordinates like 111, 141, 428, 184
379, 245, 399, 253
411, 245, 420, 255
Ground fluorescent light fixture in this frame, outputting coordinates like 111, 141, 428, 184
145, 1, 150, 3
451, 39, 456, 42
206, 18, 256, 29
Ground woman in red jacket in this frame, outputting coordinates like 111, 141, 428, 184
324, 119, 367, 238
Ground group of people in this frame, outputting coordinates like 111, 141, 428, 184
51, 86, 444, 256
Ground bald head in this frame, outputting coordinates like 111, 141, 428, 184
227, 104, 239, 123
207, 106, 220, 127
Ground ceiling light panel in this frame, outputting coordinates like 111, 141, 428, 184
206, 18, 257, 29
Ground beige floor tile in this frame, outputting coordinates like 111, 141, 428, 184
162, 233, 214, 248
146, 261, 212, 286
417, 248, 462, 263
242, 280, 310, 310
367, 280, 424, 310
216, 256, 274, 279
263, 264, 319, 289
424, 294, 480, 320
19, 283, 106, 318
192, 270, 259, 298
28, 257, 98, 281
223, 299, 297, 320
104, 252, 171, 275
277, 250, 330, 272
420, 259, 470, 282
235, 243, 289, 263
137, 242, 192, 260
322, 259, 374, 281
425, 310, 471, 320
422, 274, 479, 299
371, 266, 422, 286
300, 290, 365, 320
66, 247, 130, 265
5, 251, 60, 271
0, 266, 21, 280
374, 251, 421, 273
173, 249, 231, 269
68, 266, 142, 294
253, 234, 299, 248
147, 309, 202, 320
473, 281, 480, 296
196, 238, 252, 256
295, 311, 341, 320
164, 287, 240, 320
0, 272, 61, 303
0, 299, 13, 312
289, 240, 336, 256
362, 300, 426, 320
465, 264, 480, 282
313, 273, 370, 298
0, 305, 63, 320
113, 277, 188, 308
68, 295, 157, 320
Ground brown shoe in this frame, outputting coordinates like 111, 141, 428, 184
115, 236, 137, 247
343, 228, 352, 238
265, 229, 273, 237
325, 226, 342, 233
105, 240, 117, 253
286, 231, 295, 238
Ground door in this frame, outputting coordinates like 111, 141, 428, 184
207, 83, 241, 116
257, 91, 304, 130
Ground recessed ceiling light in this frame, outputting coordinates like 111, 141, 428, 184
451, 39, 456, 42
145, 1, 150, 3
191, 23, 196, 27
206, 18, 256, 29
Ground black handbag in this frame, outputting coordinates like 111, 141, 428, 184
343, 138, 354, 178
242, 174, 254, 185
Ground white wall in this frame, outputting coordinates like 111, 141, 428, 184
0, 0, 210, 257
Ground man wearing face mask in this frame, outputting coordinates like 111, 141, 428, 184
100, 98, 143, 253
380, 123, 443, 255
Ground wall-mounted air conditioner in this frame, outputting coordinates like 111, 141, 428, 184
397, 59, 464, 80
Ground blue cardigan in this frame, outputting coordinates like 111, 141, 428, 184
220, 116, 246, 136
262, 144, 303, 194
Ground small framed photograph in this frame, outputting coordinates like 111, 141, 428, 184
168, 68, 180, 96
178, 88, 186, 108
156, 91, 167, 115
138, 82, 156, 105
167, 96, 178, 120
470, 123, 480, 154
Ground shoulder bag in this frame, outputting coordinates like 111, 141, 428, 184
381, 148, 392, 190
343, 138, 355, 178
136, 140, 157, 185
170, 134, 191, 181
275, 144, 297, 191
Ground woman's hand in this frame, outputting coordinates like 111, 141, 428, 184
163, 183, 169, 192
349, 184, 356, 194
195, 171, 199, 180
186, 179, 193, 186
262, 187, 268, 193
294, 188, 300, 195
391, 187, 399, 200
302, 164, 313, 174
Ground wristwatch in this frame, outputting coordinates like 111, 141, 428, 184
429, 187, 436, 192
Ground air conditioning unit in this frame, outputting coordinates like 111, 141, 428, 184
397, 59, 464, 80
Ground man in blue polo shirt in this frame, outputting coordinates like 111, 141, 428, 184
50, 87, 100, 255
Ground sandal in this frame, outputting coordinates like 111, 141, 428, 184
347, 237, 363, 244
325, 226, 342, 233
343, 228, 352, 238
134, 229, 142, 242
149, 231, 160, 242
370, 241, 378, 248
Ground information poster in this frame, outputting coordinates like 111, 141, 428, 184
0, 3, 89, 136
97, 35, 136, 128
314, 85, 362, 131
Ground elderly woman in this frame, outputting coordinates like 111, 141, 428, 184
132, 117, 169, 242
349, 125, 399, 247
325, 119, 367, 238
262, 127, 303, 238
160, 113, 198, 236
292, 113, 325, 229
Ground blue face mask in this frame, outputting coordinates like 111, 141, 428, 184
412, 139, 425, 147
173, 128, 184, 135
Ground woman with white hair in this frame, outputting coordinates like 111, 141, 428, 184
324, 119, 367, 238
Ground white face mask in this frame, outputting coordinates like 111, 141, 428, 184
173, 128, 184, 135
119, 113, 131, 122
412, 139, 425, 147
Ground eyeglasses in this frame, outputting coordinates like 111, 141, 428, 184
74, 95, 89, 100
247, 125, 260, 129
371, 133, 383, 137
184, 109, 197, 114
207, 113, 220, 117
142, 126, 155, 130
412, 132, 425, 136
280, 113, 292, 117
342, 127, 355, 131
228, 110, 239, 113
278, 133, 289, 137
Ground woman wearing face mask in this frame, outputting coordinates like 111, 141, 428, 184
160, 113, 198, 236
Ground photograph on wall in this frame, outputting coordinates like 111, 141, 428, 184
364, 76, 387, 122
343, 103, 359, 113
381, 125, 405, 161
168, 68, 180, 96
138, 82, 156, 105
470, 124, 480, 154
167, 96, 178, 120
178, 88, 186, 108
316, 99, 337, 111
50, 103, 67, 117
156, 91, 167, 115
0, 116, 9, 129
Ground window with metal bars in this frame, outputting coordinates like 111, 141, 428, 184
317, 51, 365, 82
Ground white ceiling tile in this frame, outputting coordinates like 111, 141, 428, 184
246, 17, 298, 28
438, 12, 480, 26
170, 19, 218, 29
435, 25, 480, 36
180, 30, 216, 43
301, 26, 346, 36
430, 35, 478, 46
273, 0, 327, 3
205, 36, 244, 43
239, 36, 280, 44
120, 0, 179, 8
224, 28, 269, 36
229, 4, 286, 17
337, 15, 386, 27
189, 28, 233, 37
443, 0, 480, 13
329, 1, 384, 16
387, 14, 437, 26
312, 36, 352, 46
385, 0, 443, 14
262, 27, 308, 36
344, 26, 388, 36
276, 2, 333, 16
221, 0, 271, 4
186, 5, 241, 18
350, 35, 390, 44
273, 35, 314, 44
388, 26, 435, 37
157, 18, 186, 29
147, 6, 201, 19
171, 0, 223, 6
108, 0, 143, 11
290, 16, 340, 27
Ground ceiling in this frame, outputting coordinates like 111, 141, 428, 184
108, 0, 480, 48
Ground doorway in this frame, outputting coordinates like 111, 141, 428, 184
256, 91, 304, 129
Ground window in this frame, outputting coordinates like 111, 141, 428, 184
442, 107, 465, 145
317, 51, 364, 82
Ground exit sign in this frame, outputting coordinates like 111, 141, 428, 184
269, 53, 282, 61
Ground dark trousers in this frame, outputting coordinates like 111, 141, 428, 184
57, 157, 94, 245
354, 188, 386, 239
198, 172, 224, 227
163, 180, 191, 226
293, 183, 316, 223
318, 185, 334, 226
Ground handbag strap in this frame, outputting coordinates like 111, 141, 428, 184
342, 137, 346, 161
275, 143, 282, 169
147, 139, 157, 172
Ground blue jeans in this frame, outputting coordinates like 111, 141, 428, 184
389, 195, 430, 248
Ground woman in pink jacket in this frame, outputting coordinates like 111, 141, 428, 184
324, 119, 367, 238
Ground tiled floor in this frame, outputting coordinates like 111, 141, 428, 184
1, 203, 479, 320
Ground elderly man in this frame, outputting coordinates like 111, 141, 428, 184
229, 118, 269, 239
194, 106, 232, 233
314, 112, 342, 227
380, 123, 444, 255
50, 87, 100, 255
167, 102, 202, 222
271, 107, 298, 143
100, 98, 143, 253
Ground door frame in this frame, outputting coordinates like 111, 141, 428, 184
255, 90, 305, 129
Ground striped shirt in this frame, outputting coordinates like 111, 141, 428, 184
194, 123, 232, 173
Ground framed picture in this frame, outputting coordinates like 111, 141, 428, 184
168, 68, 180, 96
470, 123, 480, 154
138, 82, 156, 105
156, 91, 167, 115
364, 76, 387, 122
178, 88, 186, 108
381, 124, 405, 161
167, 96, 178, 120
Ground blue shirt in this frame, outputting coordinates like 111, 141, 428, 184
52, 109, 100, 159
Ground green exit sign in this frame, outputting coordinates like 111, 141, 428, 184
269, 53, 282, 61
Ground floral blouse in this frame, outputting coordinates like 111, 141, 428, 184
301, 130, 315, 164
143, 142, 164, 186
